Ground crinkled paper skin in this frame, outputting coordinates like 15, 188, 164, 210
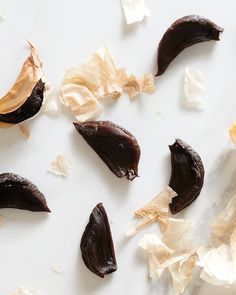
139, 219, 197, 294
182, 67, 205, 110
126, 186, 177, 236
0, 42, 43, 128
61, 47, 155, 122
48, 155, 71, 177
198, 244, 236, 287
120, 0, 151, 24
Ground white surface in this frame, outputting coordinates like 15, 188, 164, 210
0, 0, 236, 294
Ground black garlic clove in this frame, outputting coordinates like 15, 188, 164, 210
80, 203, 117, 278
168, 139, 204, 214
74, 121, 141, 180
0, 79, 45, 124
156, 15, 224, 76
0, 173, 50, 212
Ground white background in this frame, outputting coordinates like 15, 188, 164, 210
0, 0, 236, 294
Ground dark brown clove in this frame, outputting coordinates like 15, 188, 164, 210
0, 173, 50, 212
156, 15, 223, 76
80, 203, 117, 278
0, 79, 45, 124
73, 121, 141, 180
168, 139, 204, 214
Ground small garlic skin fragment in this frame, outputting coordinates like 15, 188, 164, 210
43, 85, 61, 115
48, 155, 71, 177
156, 15, 223, 76
51, 265, 64, 274
120, 0, 151, 24
80, 203, 117, 278
0, 79, 45, 125
12, 286, 40, 295
229, 123, 236, 145
169, 139, 205, 214
74, 121, 141, 180
0, 173, 50, 212
18, 124, 30, 139
183, 67, 205, 110
126, 186, 177, 236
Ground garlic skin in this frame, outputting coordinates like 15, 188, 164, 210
139, 219, 197, 295
120, 0, 151, 24
48, 155, 71, 177
183, 67, 205, 110
61, 47, 155, 122
126, 186, 177, 236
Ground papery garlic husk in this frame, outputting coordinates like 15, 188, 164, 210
61, 47, 155, 122
126, 186, 177, 236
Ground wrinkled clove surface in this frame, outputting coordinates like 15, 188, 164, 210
169, 139, 204, 214
80, 203, 117, 278
74, 121, 140, 180
0, 79, 44, 124
156, 15, 223, 76
0, 173, 50, 212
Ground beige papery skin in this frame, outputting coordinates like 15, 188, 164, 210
197, 194, 236, 288
0, 42, 43, 128
61, 47, 155, 122
48, 155, 71, 177
126, 186, 177, 237
139, 219, 197, 295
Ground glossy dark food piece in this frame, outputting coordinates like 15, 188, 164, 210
0, 79, 45, 124
74, 121, 141, 180
156, 15, 224, 76
0, 173, 50, 212
80, 203, 117, 278
168, 139, 204, 214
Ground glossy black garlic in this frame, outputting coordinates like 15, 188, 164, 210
156, 15, 223, 76
80, 203, 117, 278
0, 173, 50, 212
168, 139, 204, 214
74, 121, 141, 180
0, 79, 45, 124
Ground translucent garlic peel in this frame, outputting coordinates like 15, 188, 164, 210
0, 43, 42, 114
139, 234, 174, 281
61, 47, 155, 122
43, 86, 61, 114
126, 186, 177, 236
169, 253, 197, 295
48, 155, 71, 177
211, 194, 236, 240
163, 219, 194, 253
18, 124, 30, 139
229, 123, 236, 145
183, 67, 205, 110
121, 0, 151, 24
198, 245, 236, 286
